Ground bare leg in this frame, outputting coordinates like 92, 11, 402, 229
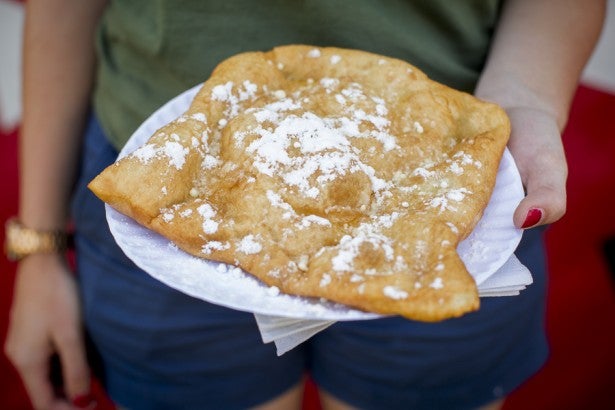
318, 389, 357, 410
251, 381, 305, 410
319, 389, 505, 410
478, 398, 505, 410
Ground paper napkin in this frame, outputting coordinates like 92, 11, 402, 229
254, 253, 532, 355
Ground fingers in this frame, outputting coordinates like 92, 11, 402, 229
7, 332, 93, 410
48, 401, 78, 410
5, 342, 55, 409
55, 327, 93, 407
52, 272, 94, 407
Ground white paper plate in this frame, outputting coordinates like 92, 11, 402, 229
106, 84, 524, 321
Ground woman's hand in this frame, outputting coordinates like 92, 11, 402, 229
473, 0, 605, 228
4, 254, 91, 409
505, 106, 568, 229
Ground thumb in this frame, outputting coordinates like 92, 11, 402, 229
504, 106, 568, 229
513, 173, 567, 229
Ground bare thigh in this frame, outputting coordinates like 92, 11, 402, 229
117, 383, 305, 410
319, 390, 505, 410
251, 381, 305, 410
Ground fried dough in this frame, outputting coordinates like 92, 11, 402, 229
89, 45, 510, 321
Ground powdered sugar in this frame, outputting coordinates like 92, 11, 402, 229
383, 286, 408, 300
299, 215, 331, 228
234, 78, 397, 201
202, 241, 230, 254
211, 80, 259, 118
429, 277, 444, 289
132, 144, 157, 163
446, 152, 481, 176
163, 141, 189, 169
211, 82, 234, 101
413, 121, 424, 133
446, 188, 471, 202
130, 141, 189, 170
238, 234, 263, 254
202, 154, 220, 169
448, 162, 464, 175
320, 273, 332, 287
191, 112, 207, 122
197, 203, 219, 234
307, 48, 321, 58
245, 111, 386, 198
332, 230, 394, 273
429, 188, 472, 213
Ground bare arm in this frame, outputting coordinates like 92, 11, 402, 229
20, 0, 106, 230
475, 0, 605, 228
5, 0, 107, 408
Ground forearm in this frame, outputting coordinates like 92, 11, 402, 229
476, 0, 606, 130
19, 0, 107, 231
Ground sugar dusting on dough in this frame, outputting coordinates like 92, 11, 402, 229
129, 141, 189, 170
231, 79, 397, 200
197, 203, 219, 234
202, 65, 483, 288
93, 46, 511, 320
383, 286, 408, 300
238, 234, 263, 254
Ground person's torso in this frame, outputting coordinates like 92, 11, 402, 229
94, 0, 500, 149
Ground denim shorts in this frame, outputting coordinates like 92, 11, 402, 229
71, 114, 548, 410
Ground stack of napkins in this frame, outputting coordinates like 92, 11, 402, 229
254, 253, 532, 355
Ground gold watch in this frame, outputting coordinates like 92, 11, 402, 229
4, 218, 69, 261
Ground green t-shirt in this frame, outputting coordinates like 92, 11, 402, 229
94, 0, 500, 150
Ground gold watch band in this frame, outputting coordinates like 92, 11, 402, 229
4, 218, 69, 261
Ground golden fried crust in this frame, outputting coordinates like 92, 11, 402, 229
88, 45, 510, 321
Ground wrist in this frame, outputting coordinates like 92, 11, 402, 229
475, 73, 565, 130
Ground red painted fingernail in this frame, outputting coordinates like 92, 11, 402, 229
521, 208, 543, 228
72, 393, 96, 409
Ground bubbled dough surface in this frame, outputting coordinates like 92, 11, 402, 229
89, 45, 510, 321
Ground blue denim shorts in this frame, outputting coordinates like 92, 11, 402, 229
71, 115, 548, 410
